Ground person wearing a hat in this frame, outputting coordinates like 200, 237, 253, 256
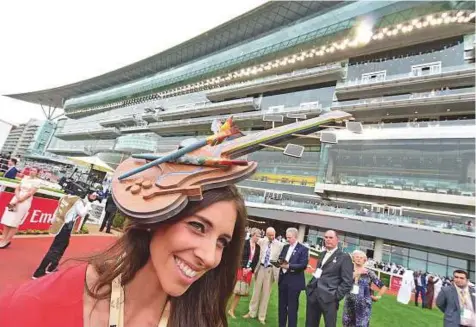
0, 125, 256, 327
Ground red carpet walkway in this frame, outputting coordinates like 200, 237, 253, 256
0, 235, 115, 294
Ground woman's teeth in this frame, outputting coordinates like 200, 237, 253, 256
175, 257, 198, 278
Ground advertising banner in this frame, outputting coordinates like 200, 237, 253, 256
0, 192, 59, 231
390, 275, 403, 292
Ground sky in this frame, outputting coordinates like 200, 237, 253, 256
0, 0, 265, 125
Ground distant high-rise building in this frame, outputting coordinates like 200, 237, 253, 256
1, 119, 55, 159
0, 119, 14, 151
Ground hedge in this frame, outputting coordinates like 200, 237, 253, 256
0, 177, 64, 195
112, 211, 127, 230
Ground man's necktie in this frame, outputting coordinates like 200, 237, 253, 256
264, 242, 271, 267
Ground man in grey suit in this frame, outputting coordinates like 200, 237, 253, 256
305, 230, 353, 327
436, 269, 475, 327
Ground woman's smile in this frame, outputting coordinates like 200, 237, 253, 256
174, 256, 199, 280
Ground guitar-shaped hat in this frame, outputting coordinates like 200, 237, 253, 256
112, 110, 353, 225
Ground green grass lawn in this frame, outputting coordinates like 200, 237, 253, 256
228, 280, 443, 327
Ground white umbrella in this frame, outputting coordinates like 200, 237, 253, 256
67, 156, 114, 173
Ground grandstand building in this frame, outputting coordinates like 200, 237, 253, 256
7, 1, 476, 279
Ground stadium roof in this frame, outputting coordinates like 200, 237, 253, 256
5, 1, 345, 108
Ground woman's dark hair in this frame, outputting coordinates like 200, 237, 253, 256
83, 185, 246, 327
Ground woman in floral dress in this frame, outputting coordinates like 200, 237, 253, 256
342, 250, 388, 327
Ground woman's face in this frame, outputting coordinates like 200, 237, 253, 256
353, 253, 367, 266
149, 200, 237, 297
251, 231, 260, 243
30, 168, 38, 177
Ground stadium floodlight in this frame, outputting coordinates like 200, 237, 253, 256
346, 121, 363, 134
283, 144, 305, 158
320, 132, 338, 144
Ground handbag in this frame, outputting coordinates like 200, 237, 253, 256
234, 279, 250, 296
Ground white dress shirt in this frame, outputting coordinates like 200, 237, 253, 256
282, 242, 297, 273
62, 198, 90, 223
321, 247, 338, 267
285, 242, 297, 262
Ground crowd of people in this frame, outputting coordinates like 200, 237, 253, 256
235, 226, 389, 327
239, 226, 474, 326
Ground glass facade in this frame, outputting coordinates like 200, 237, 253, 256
260, 85, 335, 110
28, 121, 55, 155
318, 137, 476, 195
305, 229, 375, 254
346, 37, 465, 84
382, 244, 475, 281
247, 150, 320, 187
238, 187, 474, 234
114, 133, 160, 152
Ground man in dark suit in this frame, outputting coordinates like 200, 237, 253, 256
3, 159, 18, 179
414, 271, 427, 308
0, 158, 18, 193
99, 192, 117, 233
436, 269, 475, 327
278, 227, 309, 327
305, 230, 353, 327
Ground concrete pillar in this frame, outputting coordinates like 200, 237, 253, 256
298, 224, 306, 243
373, 238, 384, 262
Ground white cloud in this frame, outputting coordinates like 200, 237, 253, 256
0, 0, 265, 125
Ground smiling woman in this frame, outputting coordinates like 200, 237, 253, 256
0, 185, 247, 327
0, 117, 257, 327
84, 186, 247, 327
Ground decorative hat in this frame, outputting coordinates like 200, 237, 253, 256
111, 110, 353, 225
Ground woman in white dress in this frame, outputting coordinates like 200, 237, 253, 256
0, 168, 41, 248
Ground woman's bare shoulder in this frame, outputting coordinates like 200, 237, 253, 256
83, 264, 111, 327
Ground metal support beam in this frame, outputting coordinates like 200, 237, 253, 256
40, 105, 48, 118
39, 104, 64, 121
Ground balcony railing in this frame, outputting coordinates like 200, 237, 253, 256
363, 119, 475, 130
157, 97, 258, 120
99, 109, 154, 127
240, 193, 475, 237
322, 177, 475, 197
56, 127, 120, 136
148, 105, 325, 130
207, 63, 342, 95
337, 64, 475, 89
332, 87, 475, 108
47, 146, 91, 155
120, 125, 151, 133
